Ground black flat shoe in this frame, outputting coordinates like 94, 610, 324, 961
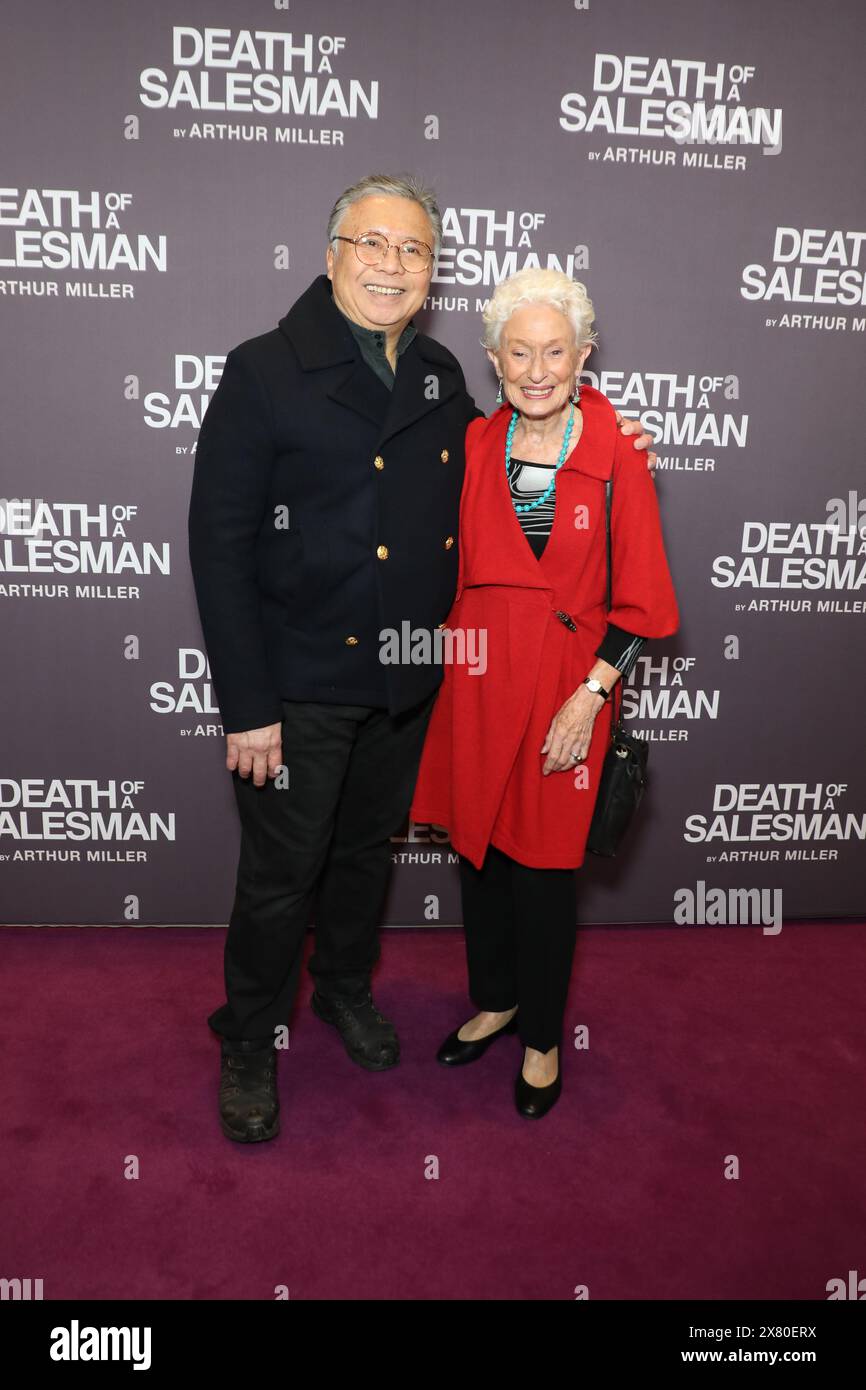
436, 1011, 519, 1066
515, 1066, 562, 1119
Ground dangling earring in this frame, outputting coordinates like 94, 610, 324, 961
570, 378, 582, 406
496, 378, 505, 406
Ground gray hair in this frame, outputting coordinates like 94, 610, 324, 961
326, 173, 443, 256
482, 268, 598, 352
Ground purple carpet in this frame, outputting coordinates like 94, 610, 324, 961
1, 922, 864, 1300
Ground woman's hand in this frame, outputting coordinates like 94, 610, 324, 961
541, 686, 605, 775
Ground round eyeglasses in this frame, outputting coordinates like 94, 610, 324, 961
332, 231, 434, 273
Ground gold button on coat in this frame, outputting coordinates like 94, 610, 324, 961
377, 544, 389, 560
374, 456, 384, 470
345, 636, 359, 646
440, 449, 449, 462
444, 536, 454, 549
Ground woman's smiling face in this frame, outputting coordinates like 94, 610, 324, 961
489, 303, 592, 419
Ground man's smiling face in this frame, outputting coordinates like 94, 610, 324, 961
326, 194, 434, 333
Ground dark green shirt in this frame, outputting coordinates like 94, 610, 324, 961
339, 311, 417, 391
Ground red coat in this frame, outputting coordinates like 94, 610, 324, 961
410, 385, 680, 869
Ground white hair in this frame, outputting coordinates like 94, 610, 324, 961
327, 173, 442, 256
481, 268, 597, 351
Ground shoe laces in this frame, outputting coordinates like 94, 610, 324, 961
221, 1052, 274, 1095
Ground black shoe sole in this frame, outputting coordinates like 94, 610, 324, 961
220, 1115, 280, 1143
311, 993, 400, 1071
515, 1102, 558, 1120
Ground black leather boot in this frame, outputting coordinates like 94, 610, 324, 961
219, 1039, 279, 1143
311, 982, 399, 1071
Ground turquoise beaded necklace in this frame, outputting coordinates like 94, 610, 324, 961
505, 403, 575, 514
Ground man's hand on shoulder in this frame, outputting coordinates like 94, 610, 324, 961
615, 410, 658, 477
226, 723, 283, 788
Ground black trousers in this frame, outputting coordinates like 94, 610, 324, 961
458, 846, 578, 1054
208, 695, 435, 1044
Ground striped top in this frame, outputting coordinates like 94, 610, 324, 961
508, 456, 646, 679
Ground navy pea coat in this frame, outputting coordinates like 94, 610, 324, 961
188, 275, 480, 734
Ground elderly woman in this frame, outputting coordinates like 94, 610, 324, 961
410, 268, 679, 1118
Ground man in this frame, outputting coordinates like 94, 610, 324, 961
188, 173, 656, 1143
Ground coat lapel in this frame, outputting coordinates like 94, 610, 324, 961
378, 335, 460, 445
278, 274, 389, 425
540, 385, 616, 598
278, 275, 355, 369
463, 387, 618, 600
327, 359, 391, 425
560, 385, 617, 480
278, 276, 462, 435
464, 408, 554, 594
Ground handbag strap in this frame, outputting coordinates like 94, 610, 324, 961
604, 476, 623, 734
604, 477, 612, 613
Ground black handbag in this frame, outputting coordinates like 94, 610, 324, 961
585, 474, 649, 857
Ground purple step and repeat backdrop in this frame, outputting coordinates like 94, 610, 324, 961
1, 0, 865, 927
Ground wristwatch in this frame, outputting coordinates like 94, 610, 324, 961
583, 676, 610, 700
